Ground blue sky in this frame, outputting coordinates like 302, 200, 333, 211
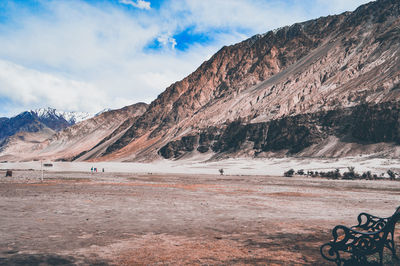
0, 0, 371, 117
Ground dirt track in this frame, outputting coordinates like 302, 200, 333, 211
0, 170, 399, 265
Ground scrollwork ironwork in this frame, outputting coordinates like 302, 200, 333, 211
320, 206, 400, 265
320, 243, 340, 263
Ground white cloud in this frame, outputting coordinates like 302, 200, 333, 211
0, 0, 220, 116
119, 0, 151, 10
0, 0, 371, 117
164, 0, 304, 34
162, 0, 372, 35
0, 59, 108, 114
157, 33, 177, 49
314, 0, 372, 14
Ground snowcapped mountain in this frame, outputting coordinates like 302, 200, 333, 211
0, 107, 97, 146
95, 108, 112, 117
0, 103, 148, 161
32, 107, 95, 125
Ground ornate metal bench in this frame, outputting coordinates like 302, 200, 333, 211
320, 206, 400, 265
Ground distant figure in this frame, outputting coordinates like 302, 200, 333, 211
219, 168, 224, 175
102, 168, 104, 172
91, 167, 93, 173
5, 170, 12, 177
94, 168, 97, 172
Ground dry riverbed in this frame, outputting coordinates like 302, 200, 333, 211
0, 170, 399, 265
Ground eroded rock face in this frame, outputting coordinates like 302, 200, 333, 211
159, 136, 198, 159
102, 7, 349, 156
159, 102, 400, 159
95, 0, 400, 161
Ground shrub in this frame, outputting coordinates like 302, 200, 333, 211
320, 169, 341, 179
334, 169, 341, 179
296, 169, 304, 175
284, 169, 295, 177
361, 171, 372, 180
343, 166, 359, 180
388, 170, 396, 180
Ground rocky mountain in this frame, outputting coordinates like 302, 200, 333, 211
0, 103, 148, 161
159, 102, 400, 159
72, 0, 398, 162
1, 0, 399, 162
0, 107, 96, 142
33, 107, 95, 125
0, 110, 62, 143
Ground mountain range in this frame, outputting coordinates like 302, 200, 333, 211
0, 0, 399, 162
0, 107, 95, 142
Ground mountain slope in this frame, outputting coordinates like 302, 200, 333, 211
0, 111, 58, 142
0, 107, 96, 142
0, 103, 148, 161
80, 0, 399, 162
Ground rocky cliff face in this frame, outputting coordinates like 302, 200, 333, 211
159, 102, 400, 159
85, 0, 399, 161
100, 13, 346, 156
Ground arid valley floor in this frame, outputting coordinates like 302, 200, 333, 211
1, 168, 400, 265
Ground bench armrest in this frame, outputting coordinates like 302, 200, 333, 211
331, 224, 387, 250
354, 212, 388, 231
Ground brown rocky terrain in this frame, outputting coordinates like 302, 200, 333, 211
159, 101, 400, 159
80, 0, 400, 162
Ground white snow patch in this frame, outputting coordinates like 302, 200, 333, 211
31, 107, 95, 124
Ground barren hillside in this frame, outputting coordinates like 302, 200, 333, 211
85, 0, 400, 161
0, 103, 147, 161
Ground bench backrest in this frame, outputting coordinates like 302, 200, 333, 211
356, 209, 400, 255
385, 206, 400, 232
395, 206, 400, 215
355, 207, 400, 252
392, 206, 400, 222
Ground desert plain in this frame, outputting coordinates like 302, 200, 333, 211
1, 159, 400, 265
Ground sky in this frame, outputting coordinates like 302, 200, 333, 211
0, 0, 371, 117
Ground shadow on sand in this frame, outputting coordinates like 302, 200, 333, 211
0, 253, 109, 266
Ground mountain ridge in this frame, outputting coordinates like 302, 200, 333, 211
32, 107, 96, 125
0, 103, 148, 161
81, 0, 399, 162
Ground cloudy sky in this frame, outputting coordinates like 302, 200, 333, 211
0, 0, 371, 117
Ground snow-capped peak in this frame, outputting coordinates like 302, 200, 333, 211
95, 108, 112, 117
31, 107, 95, 124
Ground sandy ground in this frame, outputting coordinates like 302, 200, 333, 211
0, 169, 400, 265
1, 156, 400, 176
